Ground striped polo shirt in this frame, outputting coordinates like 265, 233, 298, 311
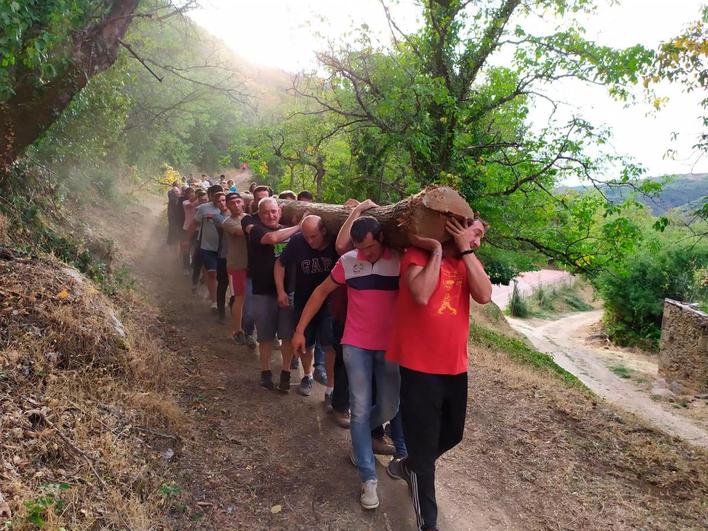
330, 247, 400, 351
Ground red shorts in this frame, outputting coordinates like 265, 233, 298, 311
228, 268, 247, 296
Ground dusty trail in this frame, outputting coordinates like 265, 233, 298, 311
93, 182, 708, 530
508, 310, 708, 448
115, 179, 506, 530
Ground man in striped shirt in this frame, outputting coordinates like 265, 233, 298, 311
292, 201, 402, 510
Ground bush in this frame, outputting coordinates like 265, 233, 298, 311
593, 220, 708, 350
508, 282, 529, 317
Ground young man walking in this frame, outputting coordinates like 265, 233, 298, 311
292, 201, 401, 510
386, 217, 492, 531
188, 188, 227, 309
220, 192, 249, 341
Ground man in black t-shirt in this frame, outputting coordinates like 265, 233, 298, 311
249, 197, 302, 392
276, 216, 338, 400
239, 186, 271, 347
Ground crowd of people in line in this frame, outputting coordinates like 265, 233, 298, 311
165, 173, 492, 531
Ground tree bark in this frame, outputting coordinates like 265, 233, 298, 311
279, 186, 475, 248
0, 0, 140, 176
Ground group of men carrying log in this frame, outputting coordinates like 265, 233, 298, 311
171, 179, 492, 531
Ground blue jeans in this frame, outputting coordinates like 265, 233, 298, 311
343, 345, 401, 482
242, 277, 255, 336
390, 410, 407, 458
314, 341, 325, 367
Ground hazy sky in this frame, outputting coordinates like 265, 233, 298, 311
189, 1, 707, 179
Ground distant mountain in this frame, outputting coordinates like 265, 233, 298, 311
567, 173, 708, 215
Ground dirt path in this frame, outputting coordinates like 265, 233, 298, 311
491, 270, 571, 310
115, 186, 510, 530
507, 310, 708, 448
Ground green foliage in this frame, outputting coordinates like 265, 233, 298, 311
0, 0, 97, 100
287, 0, 656, 274
0, 163, 132, 296
471, 323, 584, 389
22, 483, 70, 528
508, 282, 530, 318
592, 208, 708, 350
610, 364, 631, 379
507, 279, 593, 318
647, 6, 707, 152
159, 482, 182, 498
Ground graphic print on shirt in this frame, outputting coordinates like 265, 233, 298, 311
437, 267, 464, 316
301, 257, 334, 274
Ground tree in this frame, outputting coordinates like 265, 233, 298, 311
292, 0, 655, 273
0, 0, 141, 175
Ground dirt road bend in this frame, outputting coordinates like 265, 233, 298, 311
508, 311, 708, 448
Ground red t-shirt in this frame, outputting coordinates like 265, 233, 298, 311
386, 247, 471, 375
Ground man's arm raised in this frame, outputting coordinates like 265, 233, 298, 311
335, 199, 378, 255
260, 224, 300, 245
405, 235, 443, 306
291, 276, 339, 354
446, 218, 492, 304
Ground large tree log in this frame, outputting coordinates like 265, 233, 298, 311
278, 186, 475, 248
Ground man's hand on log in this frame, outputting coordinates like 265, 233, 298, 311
354, 199, 378, 213
409, 233, 442, 255
445, 217, 472, 253
343, 198, 360, 209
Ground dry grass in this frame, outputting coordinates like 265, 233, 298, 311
447, 329, 708, 530
0, 251, 186, 529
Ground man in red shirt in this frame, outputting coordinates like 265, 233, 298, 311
386, 216, 492, 531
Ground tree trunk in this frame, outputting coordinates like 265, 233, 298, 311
279, 186, 475, 248
0, 0, 140, 175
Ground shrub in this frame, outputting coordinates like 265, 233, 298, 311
593, 219, 708, 350
508, 282, 529, 317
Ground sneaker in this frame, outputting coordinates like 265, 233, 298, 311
277, 370, 291, 394
372, 435, 396, 456
386, 457, 411, 483
290, 356, 300, 370
210, 301, 218, 310
323, 392, 333, 412
297, 376, 314, 396
260, 371, 274, 391
313, 365, 327, 386
360, 480, 379, 510
191, 285, 198, 295
245, 335, 257, 349
333, 410, 351, 429
232, 331, 247, 345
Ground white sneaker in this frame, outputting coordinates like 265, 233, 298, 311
210, 302, 217, 310
360, 479, 379, 509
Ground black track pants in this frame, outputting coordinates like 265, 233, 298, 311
216, 257, 228, 319
400, 366, 468, 530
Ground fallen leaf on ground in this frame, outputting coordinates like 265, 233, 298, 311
270, 504, 282, 514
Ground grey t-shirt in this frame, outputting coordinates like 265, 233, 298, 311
194, 203, 222, 252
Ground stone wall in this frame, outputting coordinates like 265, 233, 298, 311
658, 299, 708, 394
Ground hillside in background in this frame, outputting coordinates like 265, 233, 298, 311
569, 173, 708, 214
